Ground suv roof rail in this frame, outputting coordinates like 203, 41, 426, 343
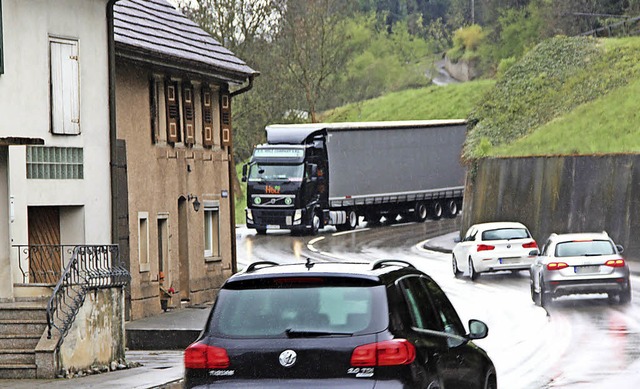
371, 259, 415, 270
244, 261, 279, 273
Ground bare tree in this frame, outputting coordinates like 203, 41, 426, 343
275, 0, 356, 122
177, 0, 283, 56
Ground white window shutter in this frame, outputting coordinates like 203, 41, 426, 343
51, 39, 80, 134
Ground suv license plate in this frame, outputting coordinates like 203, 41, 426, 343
575, 265, 599, 274
266, 225, 280, 230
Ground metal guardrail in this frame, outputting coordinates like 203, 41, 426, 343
44, 245, 130, 340
580, 16, 640, 37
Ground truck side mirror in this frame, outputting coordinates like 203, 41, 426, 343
306, 163, 318, 180
241, 164, 248, 182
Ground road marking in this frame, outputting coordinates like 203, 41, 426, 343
308, 236, 325, 245
332, 228, 370, 237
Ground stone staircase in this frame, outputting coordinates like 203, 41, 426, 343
0, 300, 48, 379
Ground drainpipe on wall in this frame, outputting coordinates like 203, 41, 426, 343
107, 1, 117, 244
107, 0, 129, 319
228, 75, 255, 274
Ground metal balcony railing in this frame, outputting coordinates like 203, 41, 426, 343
14, 244, 77, 284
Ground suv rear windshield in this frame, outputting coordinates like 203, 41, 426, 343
482, 228, 529, 241
208, 281, 388, 338
555, 240, 616, 257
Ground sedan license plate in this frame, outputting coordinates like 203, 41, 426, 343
574, 265, 599, 274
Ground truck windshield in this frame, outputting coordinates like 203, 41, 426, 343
248, 164, 304, 182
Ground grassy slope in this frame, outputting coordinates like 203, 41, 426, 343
466, 36, 640, 160
321, 80, 495, 122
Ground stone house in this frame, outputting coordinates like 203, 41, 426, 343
113, 0, 257, 320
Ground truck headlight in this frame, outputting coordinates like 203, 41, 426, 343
246, 209, 253, 222
293, 209, 302, 225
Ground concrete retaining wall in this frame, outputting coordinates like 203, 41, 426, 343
462, 155, 640, 259
444, 56, 481, 82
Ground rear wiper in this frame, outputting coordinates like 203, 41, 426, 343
285, 329, 353, 338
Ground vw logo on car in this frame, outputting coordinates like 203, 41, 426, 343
279, 349, 297, 367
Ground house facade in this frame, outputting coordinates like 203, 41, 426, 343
0, 0, 113, 297
113, 0, 257, 319
0, 0, 130, 378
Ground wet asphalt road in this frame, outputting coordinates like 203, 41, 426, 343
236, 217, 640, 389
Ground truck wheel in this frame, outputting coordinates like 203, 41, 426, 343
429, 201, 443, 220
444, 200, 458, 218
310, 213, 321, 235
414, 202, 428, 222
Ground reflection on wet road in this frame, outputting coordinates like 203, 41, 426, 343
236, 219, 640, 388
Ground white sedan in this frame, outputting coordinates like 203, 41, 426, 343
452, 222, 539, 280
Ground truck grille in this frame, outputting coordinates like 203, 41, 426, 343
251, 195, 295, 208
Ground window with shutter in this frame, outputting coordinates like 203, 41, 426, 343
183, 82, 195, 145
220, 92, 231, 147
201, 86, 213, 147
165, 79, 180, 143
50, 38, 80, 135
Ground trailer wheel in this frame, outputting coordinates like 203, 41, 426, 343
336, 209, 358, 231
429, 201, 443, 220
414, 202, 428, 222
444, 200, 458, 218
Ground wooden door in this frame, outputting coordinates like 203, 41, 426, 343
28, 207, 61, 284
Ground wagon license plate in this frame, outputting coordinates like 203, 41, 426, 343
574, 265, 599, 274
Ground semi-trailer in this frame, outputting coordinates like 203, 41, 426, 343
242, 120, 467, 235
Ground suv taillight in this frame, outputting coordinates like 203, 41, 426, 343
477, 244, 495, 252
522, 241, 538, 249
547, 262, 568, 271
184, 342, 230, 369
605, 259, 625, 268
351, 339, 416, 367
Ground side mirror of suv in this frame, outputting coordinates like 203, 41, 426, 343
467, 319, 488, 340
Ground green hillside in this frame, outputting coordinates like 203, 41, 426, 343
465, 36, 640, 160
321, 80, 495, 122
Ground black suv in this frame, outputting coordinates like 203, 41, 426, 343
184, 259, 496, 388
